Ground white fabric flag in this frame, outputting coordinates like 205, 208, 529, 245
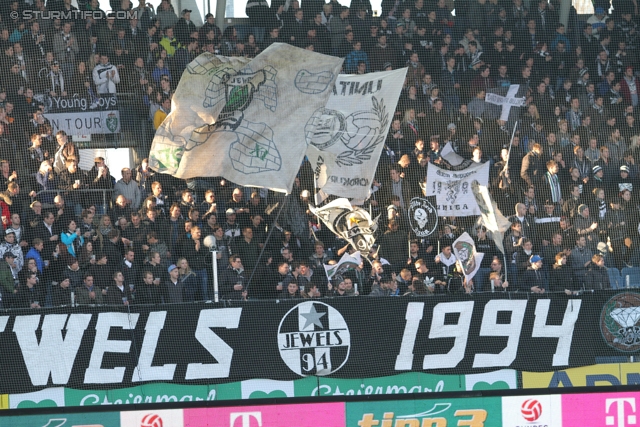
148, 43, 343, 193
485, 84, 526, 122
305, 68, 407, 202
471, 181, 512, 254
452, 232, 484, 281
309, 198, 379, 254
425, 162, 490, 216
440, 142, 465, 166
324, 251, 362, 280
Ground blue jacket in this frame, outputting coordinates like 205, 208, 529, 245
25, 247, 43, 273
344, 50, 369, 73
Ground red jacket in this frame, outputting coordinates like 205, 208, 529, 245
619, 76, 640, 106
0, 193, 11, 230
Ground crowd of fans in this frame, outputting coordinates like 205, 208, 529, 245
0, 0, 639, 308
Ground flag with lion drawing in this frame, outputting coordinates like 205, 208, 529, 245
148, 43, 343, 193
306, 68, 407, 203
452, 232, 484, 280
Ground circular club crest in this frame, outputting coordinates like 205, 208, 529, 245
408, 197, 438, 237
277, 301, 350, 376
600, 292, 640, 352
304, 108, 346, 150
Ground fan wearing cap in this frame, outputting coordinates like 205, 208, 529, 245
164, 263, 184, 304
522, 254, 547, 293
616, 164, 634, 193
586, 7, 608, 37
223, 208, 242, 240
0, 230, 24, 275
175, 9, 197, 46
585, 163, 606, 196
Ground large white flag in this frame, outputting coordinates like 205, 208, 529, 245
305, 69, 407, 203
425, 162, 490, 216
148, 43, 343, 193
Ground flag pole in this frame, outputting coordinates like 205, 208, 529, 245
245, 194, 289, 294
504, 120, 519, 169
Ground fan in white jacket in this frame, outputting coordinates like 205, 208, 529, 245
92, 54, 120, 94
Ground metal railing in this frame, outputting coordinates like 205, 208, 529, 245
33, 189, 114, 214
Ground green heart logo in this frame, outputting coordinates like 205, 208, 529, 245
471, 381, 509, 391
248, 390, 289, 399
16, 399, 59, 409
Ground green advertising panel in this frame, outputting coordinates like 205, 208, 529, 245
0, 412, 120, 427
313, 372, 466, 397
347, 396, 502, 427
65, 383, 213, 406
7, 372, 515, 410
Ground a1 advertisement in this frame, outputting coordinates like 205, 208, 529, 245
0, 412, 120, 427
522, 363, 640, 388
562, 391, 640, 427
502, 395, 563, 427
120, 409, 184, 427
183, 402, 345, 427
346, 396, 502, 427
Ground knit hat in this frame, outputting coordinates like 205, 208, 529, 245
592, 165, 603, 174
620, 165, 630, 173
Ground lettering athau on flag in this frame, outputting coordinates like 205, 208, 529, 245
305, 68, 406, 202
148, 43, 343, 194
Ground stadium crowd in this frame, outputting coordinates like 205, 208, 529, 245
0, 0, 639, 307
